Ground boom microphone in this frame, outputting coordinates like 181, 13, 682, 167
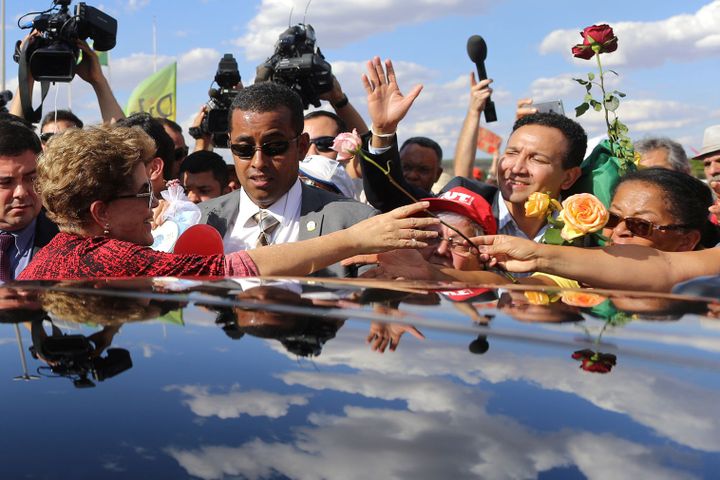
466, 35, 497, 123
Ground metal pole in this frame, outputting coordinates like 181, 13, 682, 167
2, 0, 6, 91
13, 323, 39, 381
152, 16, 157, 73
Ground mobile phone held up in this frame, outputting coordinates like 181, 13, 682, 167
533, 100, 564, 116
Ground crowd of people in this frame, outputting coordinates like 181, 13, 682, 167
1, 36, 719, 298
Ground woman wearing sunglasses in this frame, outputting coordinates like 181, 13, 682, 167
603, 168, 719, 251
18, 127, 439, 281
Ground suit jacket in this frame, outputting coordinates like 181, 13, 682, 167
33, 210, 59, 256
199, 183, 377, 277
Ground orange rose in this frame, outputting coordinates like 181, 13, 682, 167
561, 291, 607, 308
558, 193, 609, 241
525, 192, 562, 218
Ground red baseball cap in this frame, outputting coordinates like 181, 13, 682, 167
422, 186, 497, 236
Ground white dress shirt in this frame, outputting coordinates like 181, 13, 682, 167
224, 179, 303, 252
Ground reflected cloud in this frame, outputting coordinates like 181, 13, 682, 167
165, 384, 310, 419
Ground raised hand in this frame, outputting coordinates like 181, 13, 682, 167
468, 73, 493, 114
362, 56, 423, 134
348, 202, 439, 252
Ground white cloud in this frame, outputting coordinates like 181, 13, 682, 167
539, 1, 720, 68
165, 384, 310, 419
126, 0, 150, 12
235, 0, 496, 61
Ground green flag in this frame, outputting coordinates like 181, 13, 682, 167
96, 50, 109, 66
125, 62, 177, 121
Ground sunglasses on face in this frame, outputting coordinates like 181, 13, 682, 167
605, 212, 690, 238
309, 136, 335, 153
40, 132, 55, 143
174, 146, 189, 161
229, 135, 300, 160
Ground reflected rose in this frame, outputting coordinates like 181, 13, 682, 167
572, 348, 617, 374
561, 291, 607, 308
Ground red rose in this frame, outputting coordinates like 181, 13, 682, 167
572, 349, 617, 374
571, 24, 618, 59
572, 44, 594, 60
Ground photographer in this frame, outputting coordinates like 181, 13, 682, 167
10, 36, 125, 125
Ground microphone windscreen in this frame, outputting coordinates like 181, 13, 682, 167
466, 35, 488, 63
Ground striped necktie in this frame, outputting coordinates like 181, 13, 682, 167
253, 210, 279, 247
0, 233, 15, 283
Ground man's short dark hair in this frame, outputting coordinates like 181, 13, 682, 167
179, 151, 229, 189
40, 110, 83, 130
158, 117, 183, 134
512, 112, 587, 169
400, 136, 443, 165
116, 113, 175, 180
303, 110, 347, 134
0, 119, 41, 156
228, 82, 304, 135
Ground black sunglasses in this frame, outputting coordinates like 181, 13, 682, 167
40, 132, 55, 143
309, 136, 335, 153
174, 146, 189, 161
606, 212, 690, 238
229, 135, 300, 160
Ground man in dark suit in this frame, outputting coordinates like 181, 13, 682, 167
0, 119, 58, 282
199, 82, 376, 277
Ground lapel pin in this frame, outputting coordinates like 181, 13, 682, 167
306, 220, 317, 232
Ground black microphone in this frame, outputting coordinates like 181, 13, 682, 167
466, 35, 497, 123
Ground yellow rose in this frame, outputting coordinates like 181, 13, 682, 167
558, 193, 609, 241
560, 291, 607, 308
525, 192, 560, 218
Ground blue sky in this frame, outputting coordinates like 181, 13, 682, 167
6, 0, 719, 159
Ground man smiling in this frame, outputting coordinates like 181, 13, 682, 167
199, 82, 376, 277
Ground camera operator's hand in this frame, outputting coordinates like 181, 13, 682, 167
319, 74, 369, 135
191, 104, 213, 152
76, 40, 104, 85
516, 98, 538, 120
362, 57, 422, 137
9, 31, 40, 118
76, 39, 125, 123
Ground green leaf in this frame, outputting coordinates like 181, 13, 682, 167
587, 72, 595, 81
589, 99, 603, 111
614, 91, 626, 97
584, 93, 593, 102
575, 102, 590, 117
542, 227, 564, 245
604, 96, 620, 112
573, 78, 588, 85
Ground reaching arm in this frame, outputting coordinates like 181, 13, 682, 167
473, 235, 720, 292
245, 202, 440, 276
76, 40, 125, 123
321, 75, 368, 135
454, 73, 492, 178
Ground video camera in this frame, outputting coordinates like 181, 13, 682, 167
189, 53, 241, 149
30, 320, 132, 389
255, 23, 333, 109
17, 0, 117, 83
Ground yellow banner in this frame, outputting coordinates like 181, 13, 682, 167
125, 62, 176, 120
